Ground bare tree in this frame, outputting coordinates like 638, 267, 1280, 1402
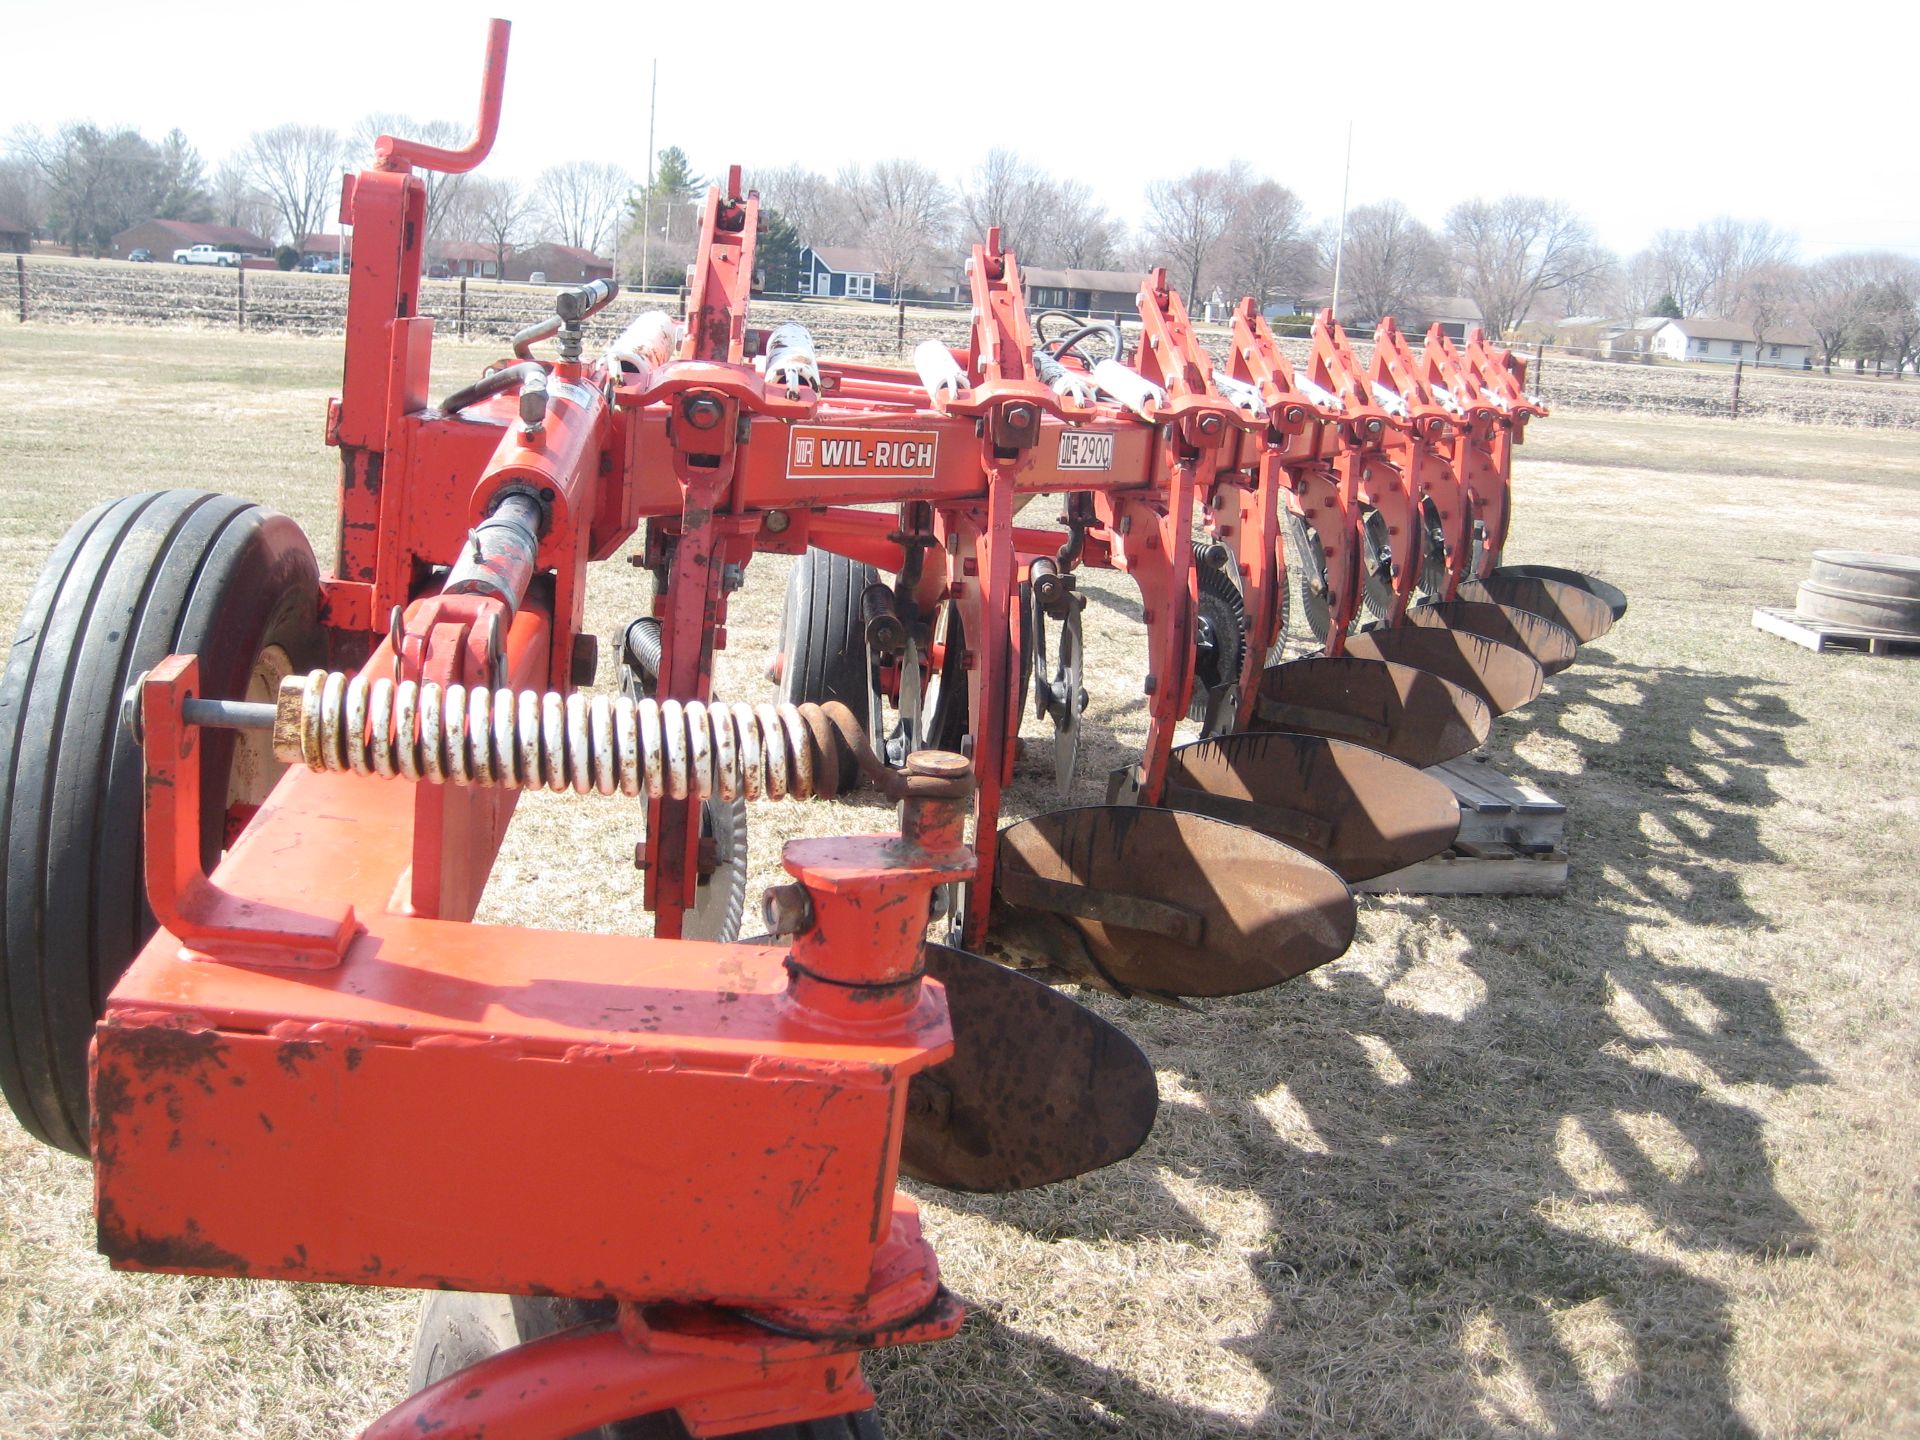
959, 148, 1047, 256
0, 150, 49, 235
1734, 261, 1803, 362
245, 124, 345, 246
839, 158, 950, 294
1144, 167, 1234, 300
353, 113, 472, 252
463, 177, 535, 277
1029, 179, 1125, 270
747, 165, 859, 247
12, 123, 182, 253
1219, 178, 1309, 311
1556, 244, 1619, 317
1690, 216, 1796, 319
1629, 229, 1708, 316
1801, 253, 1870, 373
1444, 195, 1599, 338
1328, 201, 1446, 326
211, 160, 279, 240
534, 161, 633, 255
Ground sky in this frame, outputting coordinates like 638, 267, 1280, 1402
3, 0, 1917, 262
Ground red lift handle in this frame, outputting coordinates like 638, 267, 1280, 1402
375, 18, 511, 174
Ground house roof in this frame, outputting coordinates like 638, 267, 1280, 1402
0, 213, 29, 235
522, 242, 610, 266
1020, 265, 1141, 295
117, 219, 273, 250
297, 234, 344, 255
436, 240, 503, 262
808, 245, 884, 275
1662, 316, 1818, 347
1405, 295, 1484, 324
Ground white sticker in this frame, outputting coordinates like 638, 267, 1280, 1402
1057, 430, 1115, 470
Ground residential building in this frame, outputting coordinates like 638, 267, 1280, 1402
797, 246, 888, 301
1019, 266, 1141, 317
503, 243, 613, 285
0, 214, 30, 254
1399, 296, 1485, 344
434, 240, 506, 279
1652, 317, 1813, 368
110, 220, 273, 261
297, 234, 348, 269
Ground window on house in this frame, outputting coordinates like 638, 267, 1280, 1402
1694, 337, 1709, 351
847, 273, 874, 298
1770, 345, 1781, 358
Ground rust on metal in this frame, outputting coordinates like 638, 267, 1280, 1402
1345, 626, 1544, 715
986, 805, 1355, 999
901, 945, 1158, 1193
1161, 731, 1461, 882
1251, 656, 1493, 769
1459, 573, 1613, 644
1405, 599, 1578, 675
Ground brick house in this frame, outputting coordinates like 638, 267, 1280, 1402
111, 220, 273, 261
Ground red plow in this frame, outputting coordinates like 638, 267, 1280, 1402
0, 20, 1626, 1437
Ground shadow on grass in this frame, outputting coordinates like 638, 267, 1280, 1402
883, 651, 1821, 1438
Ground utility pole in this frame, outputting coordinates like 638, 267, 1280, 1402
1329, 121, 1353, 323
640, 59, 657, 294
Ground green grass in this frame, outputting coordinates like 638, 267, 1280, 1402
1, 325, 1918, 1438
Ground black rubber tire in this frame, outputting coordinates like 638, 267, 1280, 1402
0, 490, 321, 1156
1808, 550, 1920, 602
780, 548, 879, 789
409, 1293, 884, 1439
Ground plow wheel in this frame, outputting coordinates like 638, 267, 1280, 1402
1250, 656, 1492, 769
1345, 626, 1543, 716
1459, 573, 1613, 644
1404, 599, 1578, 676
1282, 508, 1333, 649
780, 547, 880, 788
902, 944, 1158, 1193
1360, 508, 1397, 623
983, 806, 1355, 1001
0, 489, 321, 1156
1189, 546, 1249, 733
1160, 732, 1461, 882
621, 617, 749, 942
1027, 576, 1086, 794
1415, 505, 1451, 604
409, 1294, 882, 1439
1493, 563, 1629, 623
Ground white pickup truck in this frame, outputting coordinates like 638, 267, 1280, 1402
173, 243, 243, 267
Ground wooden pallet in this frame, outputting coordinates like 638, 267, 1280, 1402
1357, 755, 1567, 897
1753, 606, 1920, 657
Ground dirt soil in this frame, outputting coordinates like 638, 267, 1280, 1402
0, 323, 1917, 1438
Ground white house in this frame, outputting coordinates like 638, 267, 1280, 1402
1652, 317, 1812, 369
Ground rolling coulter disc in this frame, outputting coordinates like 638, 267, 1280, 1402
1251, 656, 1491, 769
1460, 574, 1613, 644
1405, 599, 1578, 676
984, 806, 1355, 1001
1281, 509, 1333, 649
901, 944, 1159, 1194
1190, 549, 1249, 732
1345, 626, 1543, 716
1492, 563, 1629, 622
1360, 509, 1396, 623
1160, 732, 1461, 883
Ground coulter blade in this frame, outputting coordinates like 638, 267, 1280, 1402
1460, 574, 1613, 643
1405, 599, 1578, 676
1345, 626, 1543, 716
901, 944, 1159, 1194
1251, 656, 1491, 768
985, 806, 1355, 1001
1161, 732, 1460, 882
1491, 564, 1628, 622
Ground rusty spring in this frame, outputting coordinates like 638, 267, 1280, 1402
272, 671, 967, 803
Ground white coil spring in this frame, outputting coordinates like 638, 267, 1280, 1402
281, 670, 827, 802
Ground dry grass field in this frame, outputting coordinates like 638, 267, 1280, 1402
0, 320, 1917, 1438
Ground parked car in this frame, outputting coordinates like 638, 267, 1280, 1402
427, 263, 450, 280
528, 271, 546, 285
173, 244, 242, 267
302, 256, 339, 274
127, 248, 154, 263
